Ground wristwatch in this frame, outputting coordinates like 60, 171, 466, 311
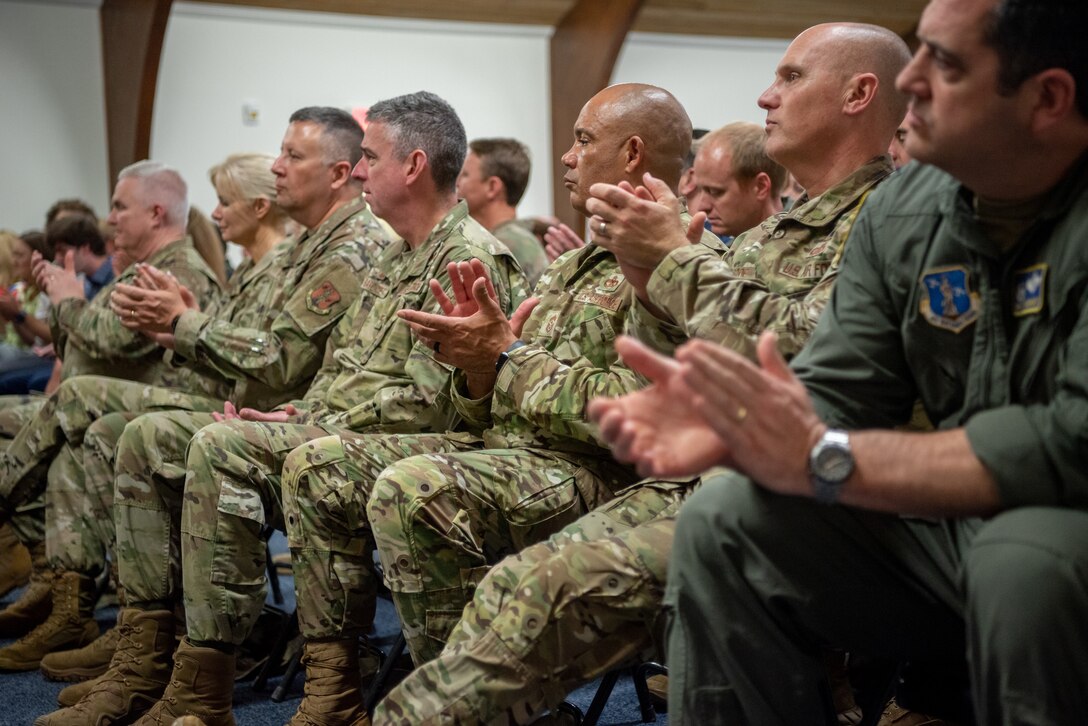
809, 429, 854, 504
495, 340, 527, 372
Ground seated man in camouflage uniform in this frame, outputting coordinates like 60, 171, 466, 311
459, 137, 550, 287
4, 107, 394, 688
0, 160, 223, 650
267, 83, 704, 725
375, 23, 910, 725
37, 91, 527, 726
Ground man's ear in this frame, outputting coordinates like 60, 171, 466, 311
843, 72, 879, 116
403, 149, 429, 186
149, 204, 167, 228
328, 160, 354, 190
1027, 68, 1078, 134
751, 172, 773, 201
624, 136, 646, 173
485, 175, 506, 203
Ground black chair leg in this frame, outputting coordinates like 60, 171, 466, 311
364, 631, 408, 715
633, 662, 667, 722
271, 647, 304, 702
581, 668, 625, 726
252, 609, 299, 693
266, 542, 284, 605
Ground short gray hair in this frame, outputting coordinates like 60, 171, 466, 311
367, 91, 466, 193
117, 160, 189, 227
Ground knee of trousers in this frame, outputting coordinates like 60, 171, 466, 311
282, 440, 368, 555
964, 507, 1088, 651
670, 470, 762, 583
367, 456, 455, 592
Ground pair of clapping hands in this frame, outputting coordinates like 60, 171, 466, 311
109, 264, 197, 347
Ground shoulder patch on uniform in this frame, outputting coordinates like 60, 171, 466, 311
307, 281, 341, 315
1012, 264, 1046, 317
918, 266, 980, 333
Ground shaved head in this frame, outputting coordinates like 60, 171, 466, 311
562, 83, 692, 214
590, 83, 693, 189
810, 23, 913, 126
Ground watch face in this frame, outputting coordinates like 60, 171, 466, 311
814, 446, 853, 482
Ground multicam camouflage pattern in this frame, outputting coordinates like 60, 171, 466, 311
172, 195, 392, 410
647, 155, 894, 358
50, 236, 222, 387
291, 201, 526, 428
0, 377, 223, 525
491, 219, 548, 289
363, 242, 653, 663
371, 159, 897, 718
373, 479, 695, 725
48, 411, 136, 573
282, 431, 478, 641
116, 202, 525, 644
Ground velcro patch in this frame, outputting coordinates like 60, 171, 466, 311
918, 266, 980, 333
307, 281, 341, 314
1012, 264, 1046, 317
574, 291, 623, 311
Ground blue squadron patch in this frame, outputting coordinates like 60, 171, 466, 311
1013, 264, 1047, 317
919, 266, 980, 333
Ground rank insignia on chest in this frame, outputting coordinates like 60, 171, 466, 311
1012, 264, 1047, 317
307, 281, 341, 314
597, 272, 625, 294
918, 266, 980, 333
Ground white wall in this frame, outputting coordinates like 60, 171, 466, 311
1, 0, 788, 236
615, 33, 788, 131
0, 0, 110, 232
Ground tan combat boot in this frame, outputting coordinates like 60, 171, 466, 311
134, 638, 237, 726
287, 639, 371, 726
41, 622, 120, 681
56, 671, 103, 707
0, 570, 98, 670
0, 542, 52, 638
33, 608, 176, 726
0, 522, 31, 598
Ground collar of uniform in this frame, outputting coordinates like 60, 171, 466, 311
140, 236, 191, 270
784, 155, 894, 229
388, 200, 472, 275
939, 149, 1088, 259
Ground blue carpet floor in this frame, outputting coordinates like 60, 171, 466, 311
0, 534, 667, 725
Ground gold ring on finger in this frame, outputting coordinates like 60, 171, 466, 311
735, 406, 748, 422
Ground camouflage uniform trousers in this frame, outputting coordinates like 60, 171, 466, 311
367, 447, 637, 665
0, 377, 223, 575
48, 411, 136, 574
373, 478, 696, 725
0, 395, 46, 547
120, 417, 356, 645
282, 431, 480, 642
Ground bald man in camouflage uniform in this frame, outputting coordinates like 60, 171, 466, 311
376, 23, 911, 725
38, 91, 527, 726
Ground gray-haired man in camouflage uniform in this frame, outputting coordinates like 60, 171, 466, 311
39, 91, 527, 726
2, 110, 394, 688
265, 83, 710, 726
0, 161, 224, 657
376, 23, 911, 725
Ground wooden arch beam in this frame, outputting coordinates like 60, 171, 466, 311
550, 0, 644, 233
100, 0, 174, 185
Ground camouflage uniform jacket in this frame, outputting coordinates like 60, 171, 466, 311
50, 236, 221, 386
492, 219, 548, 288
292, 201, 528, 434
172, 195, 391, 409
451, 243, 646, 463
646, 155, 894, 358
